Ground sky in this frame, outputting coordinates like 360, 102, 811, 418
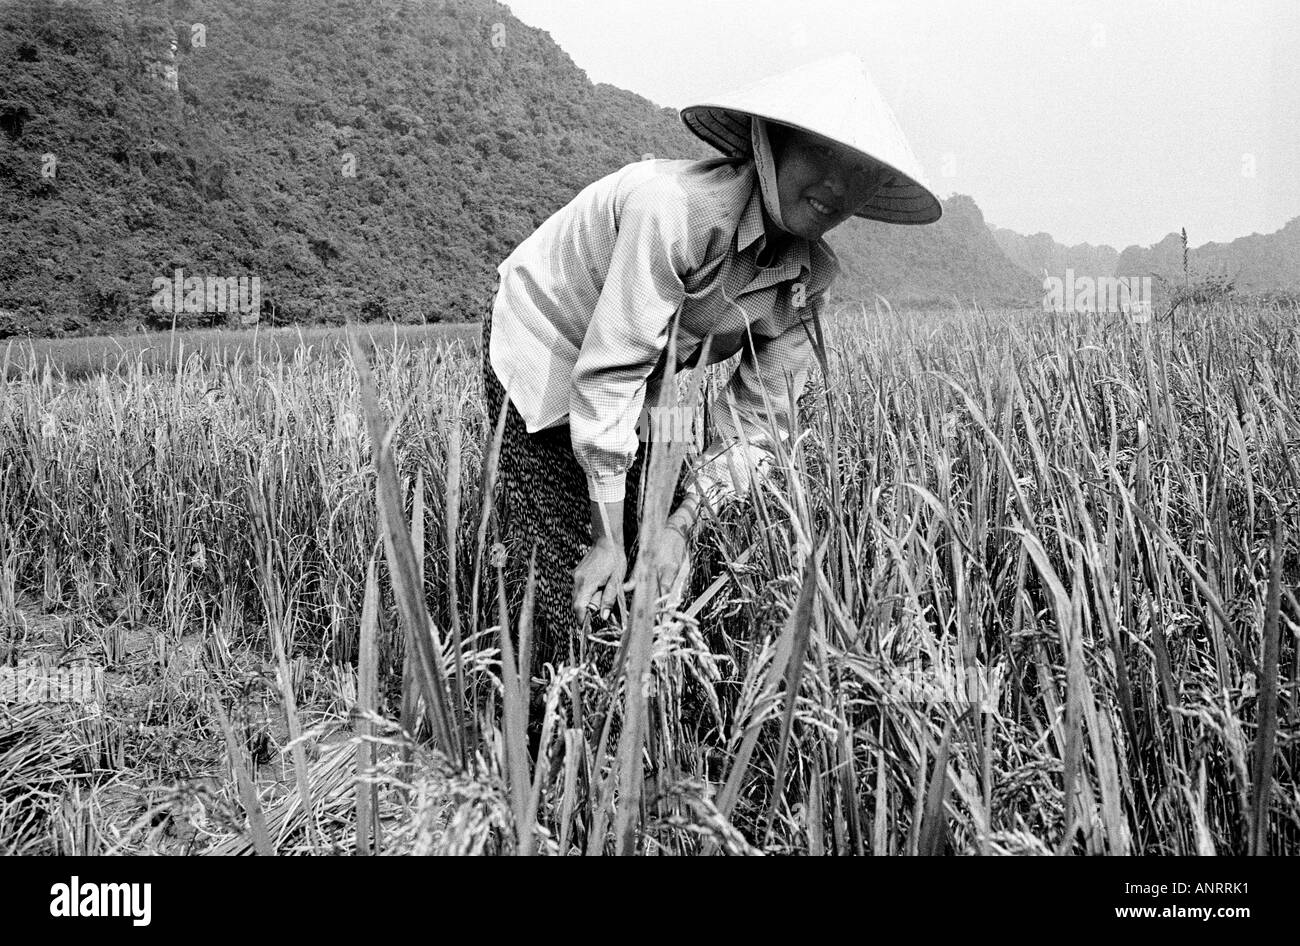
501, 0, 1300, 250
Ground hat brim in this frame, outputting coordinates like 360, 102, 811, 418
680, 106, 943, 225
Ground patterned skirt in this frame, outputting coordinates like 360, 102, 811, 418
481, 306, 663, 678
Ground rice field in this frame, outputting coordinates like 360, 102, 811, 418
1, 321, 479, 382
1, 300, 1297, 855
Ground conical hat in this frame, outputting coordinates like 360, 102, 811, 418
680, 53, 942, 225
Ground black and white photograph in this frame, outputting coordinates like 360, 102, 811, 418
0, 0, 1297, 888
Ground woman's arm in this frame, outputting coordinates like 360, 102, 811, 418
686, 288, 825, 511
569, 176, 689, 505
569, 177, 692, 620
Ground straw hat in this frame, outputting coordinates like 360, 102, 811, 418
679, 53, 942, 225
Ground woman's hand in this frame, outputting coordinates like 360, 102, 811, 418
571, 495, 698, 624
572, 536, 628, 624
573, 499, 626, 624
623, 506, 695, 607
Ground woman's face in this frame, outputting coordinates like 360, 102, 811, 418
774, 126, 894, 239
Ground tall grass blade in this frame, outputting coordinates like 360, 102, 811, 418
918, 721, 953, 856
495, 542, 534, 855
348, 331, 460, 766
761, 539, 824, 842
444, 395, 466, 757
213, 696, 275, 857
1250, 517, 1285, 855
354, 557, 380, 856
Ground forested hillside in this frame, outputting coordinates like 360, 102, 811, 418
1, 0, 1039, 336
1114, 219, 1300, 294
991, 219, 1300, 298
989, 226, 1120, 282
835, 195, 1039, 307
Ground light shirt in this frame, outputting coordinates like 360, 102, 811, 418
488, 155, 841, 504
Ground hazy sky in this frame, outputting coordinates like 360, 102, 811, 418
502, 0, 1300, 250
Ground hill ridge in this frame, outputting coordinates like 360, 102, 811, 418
1, 0, 1047, 336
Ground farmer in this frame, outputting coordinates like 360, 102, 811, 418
483, 53, 940, 674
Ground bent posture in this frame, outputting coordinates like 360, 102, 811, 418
483, 53, 941, 677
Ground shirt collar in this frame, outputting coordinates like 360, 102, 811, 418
736, 174, 812, 276
736, 178, 769, 257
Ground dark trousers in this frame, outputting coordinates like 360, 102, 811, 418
481, 308, 672, 679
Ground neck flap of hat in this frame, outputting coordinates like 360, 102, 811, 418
750, 117, 790, 235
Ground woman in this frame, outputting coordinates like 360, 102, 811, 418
483, 53, 941, 676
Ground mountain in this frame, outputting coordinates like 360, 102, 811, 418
1113, 219, 1300, 293
830, 195, 1038, 308
1, 0, 1037, 337
991, 218, 1300, 296
989, 227, 1120, 282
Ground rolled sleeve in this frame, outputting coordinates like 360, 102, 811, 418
690, 291, 824, 505
569, 180, 689, 503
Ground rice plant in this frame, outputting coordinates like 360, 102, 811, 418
0, 299, 1296, 855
